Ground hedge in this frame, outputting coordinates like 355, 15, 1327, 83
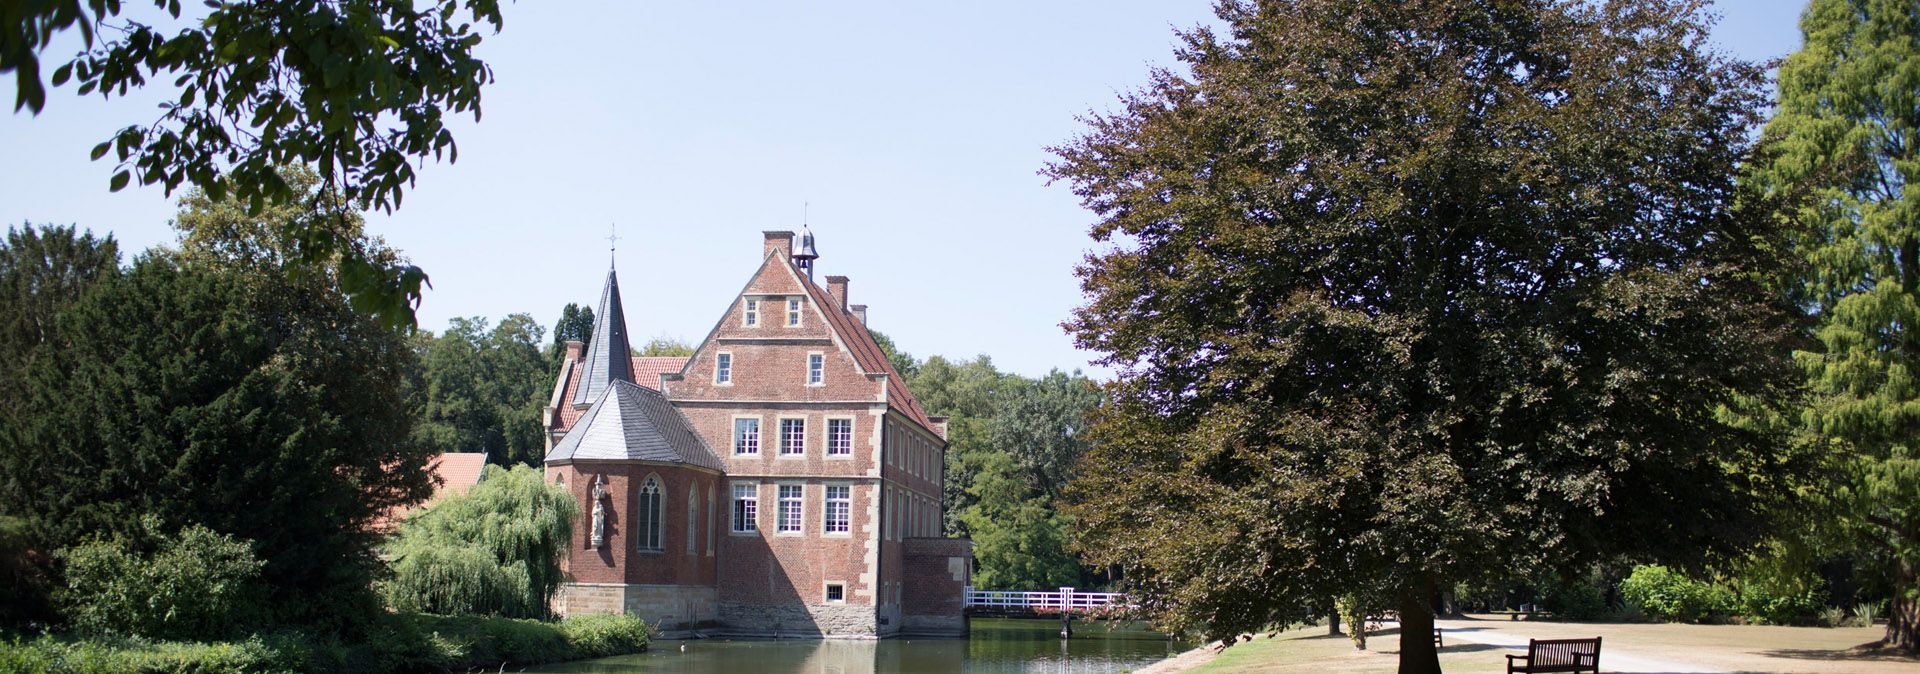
0, 613, 649, 674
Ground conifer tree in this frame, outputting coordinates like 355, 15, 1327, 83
1746, 0, 1920, 652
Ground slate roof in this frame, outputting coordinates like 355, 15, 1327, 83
546, 380, 724, 471
572, 269, 634, 406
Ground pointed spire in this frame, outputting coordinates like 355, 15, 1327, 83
572, 268, 634, 406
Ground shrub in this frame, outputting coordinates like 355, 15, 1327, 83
0, 613, 648, 674
1539, 574, 1608, 621
55, 518, 266, 641
557, 614, 652, 658
1737, 584, 1825, 626
0, 634, 290, 674
1619, 565, 1728, 623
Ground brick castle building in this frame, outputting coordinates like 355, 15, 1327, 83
540, 229, 971, 638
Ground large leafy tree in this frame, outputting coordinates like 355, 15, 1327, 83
1048, 1, 1803, 670
415, 314, 549, 467
4, 0, 502, 327
906, 354, 1012, 536
0, 254, 432, 630
1745, 0, 1920, 652
961, 370, 1103, 590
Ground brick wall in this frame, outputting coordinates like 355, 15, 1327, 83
547, 463, 721, 587
900, 538, 971, 637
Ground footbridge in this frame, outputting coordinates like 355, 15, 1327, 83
963, 586, 1128, 619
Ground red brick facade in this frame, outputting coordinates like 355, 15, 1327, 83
544, 230, 969, 638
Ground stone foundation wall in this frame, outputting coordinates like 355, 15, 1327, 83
718, 601, 880, 638
555, 583, 718, 637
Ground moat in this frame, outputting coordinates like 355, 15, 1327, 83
527, 618, 1191, 673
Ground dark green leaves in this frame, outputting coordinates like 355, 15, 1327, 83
4, 0, 507, 328
1049, 0, 1803, 655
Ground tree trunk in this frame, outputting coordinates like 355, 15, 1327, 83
1890, 558, 1917, 653
1399, 577, 1441, 674
1329, 610, 1342, 636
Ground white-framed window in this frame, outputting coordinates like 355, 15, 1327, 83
715, 352, 733, 384
743, 298, 758, 326
734, 418, 760, 455
807, 353, 824, 386
731, 483, 758, 532
636, 476, 664, 552
787, 297, 802, 326
777, 484, 803, 533
825, 484, 850, 534
827, 418, 852, 456
780, 418, 806, 456
825, 583, 845, 603
687, 485, 698, 555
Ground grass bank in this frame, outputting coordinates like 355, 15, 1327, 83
0, 612, 649, 674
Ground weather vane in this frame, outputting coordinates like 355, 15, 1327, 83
607, 223, 621, 266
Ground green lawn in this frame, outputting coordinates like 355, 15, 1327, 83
1189, 628, 1502, 674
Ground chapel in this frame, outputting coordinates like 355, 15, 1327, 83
540, 229, 971, 638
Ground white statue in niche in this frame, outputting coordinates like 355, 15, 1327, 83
590, 475, 608, 549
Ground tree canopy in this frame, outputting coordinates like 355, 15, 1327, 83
413, 315, 549, 468
1745, 0, 1920, 652
0, 252, 431, 630
4, 0, 503, 327
1047, 1, 1806, 669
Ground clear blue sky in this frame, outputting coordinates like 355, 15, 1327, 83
0, 1, 1812, 378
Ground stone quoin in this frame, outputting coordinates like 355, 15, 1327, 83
541, 227, 971, 638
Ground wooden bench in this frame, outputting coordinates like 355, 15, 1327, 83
1434, 627, 1443, 647
1506, 637, 1600, 674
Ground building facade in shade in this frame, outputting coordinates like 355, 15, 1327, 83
541, 230, 971, 639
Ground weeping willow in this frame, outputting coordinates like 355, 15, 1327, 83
382, 464, 577, 619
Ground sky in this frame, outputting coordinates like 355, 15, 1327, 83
1, 1, 1814, 378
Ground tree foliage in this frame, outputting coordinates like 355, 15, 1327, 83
382, 464, 577, 619
413, 315, 549, 467
1047, 0, 1804, 667
0, 224, 119, 412
1744, 0, 1920, 652
548, 302, 593, 367
638, 336, 694, 357
56, 516, 266, 641
0, 251, 431, 630
897, 350, 1104, 590
3, 0, 502, 327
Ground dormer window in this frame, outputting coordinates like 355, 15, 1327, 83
715, 352, 733, 384
787, 298, 802, 326
807, 353, 824, 386
744, 299, 759, 326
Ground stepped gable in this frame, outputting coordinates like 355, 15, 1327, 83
572, 269, 635, 406
794, 270, 937, 433
546, 380, 724, 471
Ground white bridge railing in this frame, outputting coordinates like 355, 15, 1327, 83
964, 587, 1127, 613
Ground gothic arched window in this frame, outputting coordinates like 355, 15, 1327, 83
637, 476, 664, 552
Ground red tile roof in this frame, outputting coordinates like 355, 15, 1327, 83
631, 356, 688, 391
796, 274, 938, 434
370, 452, 489, 533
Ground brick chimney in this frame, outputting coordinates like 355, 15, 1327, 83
850, 304, 868, 324
825, 275, 850, 311
763, 231, 795, 260
564, 340, 584, 362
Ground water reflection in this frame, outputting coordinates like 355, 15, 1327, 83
530, 618, 1190, 674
